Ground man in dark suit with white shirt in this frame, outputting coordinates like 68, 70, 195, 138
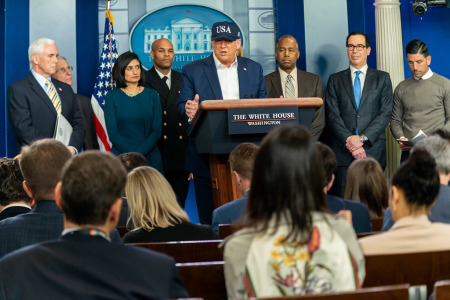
265, 35, 325, 140
325, 31, 393, 197
0, 151, 188, 299
177, 21, 266, 224
7, 38, 85, 155
145, 38, 189, 208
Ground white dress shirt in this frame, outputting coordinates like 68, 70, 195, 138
279, 67, 298, 98
155, 68, 172, 90
350, 64, 368, 95
213, 53, 240, 100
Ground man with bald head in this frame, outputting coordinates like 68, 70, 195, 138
145, 38, 189, 208
7, 38, 85, 154
52, 56, 99, 150
265, 35, 325, 140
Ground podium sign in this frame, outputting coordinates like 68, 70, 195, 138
228, 106, 298, 134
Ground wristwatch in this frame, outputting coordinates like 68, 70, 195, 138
359, 134, 368, 143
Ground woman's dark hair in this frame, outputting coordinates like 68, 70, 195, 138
112, 51, 145, 88
344, 158, 388, 218
392, 148, 440, 209
247, 124, 326, 243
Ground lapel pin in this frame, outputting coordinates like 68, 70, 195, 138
243, 68, 247, 71
58, 87, 62, 91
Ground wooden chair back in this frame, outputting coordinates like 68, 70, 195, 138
241, 284, 409, 299
357, 231, 381, 239
177, 261, 226, 300
129, 240, 223, 263
218, 224, 242, 239
434, 279, 450, 300
363, 250, 450, 297
370, 217, 383, 231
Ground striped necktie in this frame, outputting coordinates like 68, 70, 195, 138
45, 79, 61, 114
285, 74, 295, 98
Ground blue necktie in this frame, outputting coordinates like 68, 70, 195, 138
354, 70, 361, 109
354, 70, 361, 135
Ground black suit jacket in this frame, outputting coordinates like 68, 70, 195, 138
7, 72, 85, 151
265, 69, 325, 140
145, 68, 188, 171
325, 67, 392, 167
0, 233, 188, 299
0, 206, 31, 222
177, 55, 266, 177
75, 94, 99, 150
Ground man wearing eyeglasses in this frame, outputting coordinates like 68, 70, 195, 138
325, 31, 393, 197
52, 56, 99, 150
7, 38, 84, 155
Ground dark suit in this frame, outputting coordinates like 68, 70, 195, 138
0, 200, 63, 258
211, 191, 248, 234
0, 232, 188, 299
0, 206, 31, 222
265, 69, 325, 140
325, 67, 392, 196
177, 54, 266, 224
75, 94, 99, 150
7, 72, 85, 152
145, 68, 189, 207
326, 194, 372, 233
382, 184, 450, 231
0, 200, 122, 258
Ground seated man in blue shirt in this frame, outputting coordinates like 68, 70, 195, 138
317, 142, 372, 233
211, 143, 259, 234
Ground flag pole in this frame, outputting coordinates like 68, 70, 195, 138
106, 0, 111, 10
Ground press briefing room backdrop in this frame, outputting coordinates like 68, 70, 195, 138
1, 0, 450, 157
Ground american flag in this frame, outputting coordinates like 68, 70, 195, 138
91, 9, 118, 151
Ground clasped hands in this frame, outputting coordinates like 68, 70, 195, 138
185, 94, 200, 119
346, 135, 366, 160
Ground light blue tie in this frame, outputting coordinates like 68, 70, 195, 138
354, 70, 362, 109
354, 70, 361, 135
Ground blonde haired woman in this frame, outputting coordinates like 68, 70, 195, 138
122, 166, 217, 243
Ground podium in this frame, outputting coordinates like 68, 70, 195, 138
190, 98, 323, 208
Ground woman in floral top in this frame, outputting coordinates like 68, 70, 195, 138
223, 125, 365, 299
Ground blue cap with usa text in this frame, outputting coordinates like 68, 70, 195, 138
211, 21, 241, 41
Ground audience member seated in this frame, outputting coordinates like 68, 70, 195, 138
0, 139, 71, 258
122, 166, 217, 243
211, 143, 259, 234
359, 149, 450, 254
0, 158, 32, 221
344, 158, 388, 218
317, 143, 372, 233
382, 136, 450, 231
224, 125, 365, 299
0, 151, 188, 299
117, 152, 148, 226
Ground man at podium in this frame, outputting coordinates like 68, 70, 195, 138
177, 21, 266, 224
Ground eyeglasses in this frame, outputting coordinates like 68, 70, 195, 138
347, 44, 367, 51
56, 66, 73, 74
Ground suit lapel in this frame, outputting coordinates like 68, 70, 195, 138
297, 69, 308, 97
148, 68, 170, 105
342, 68, 357, 110
270, 70, 283, 98
28, 73, 58, 116
168, 70, 180, 103
359, 67, 375, 108
204, 55, 223, 100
